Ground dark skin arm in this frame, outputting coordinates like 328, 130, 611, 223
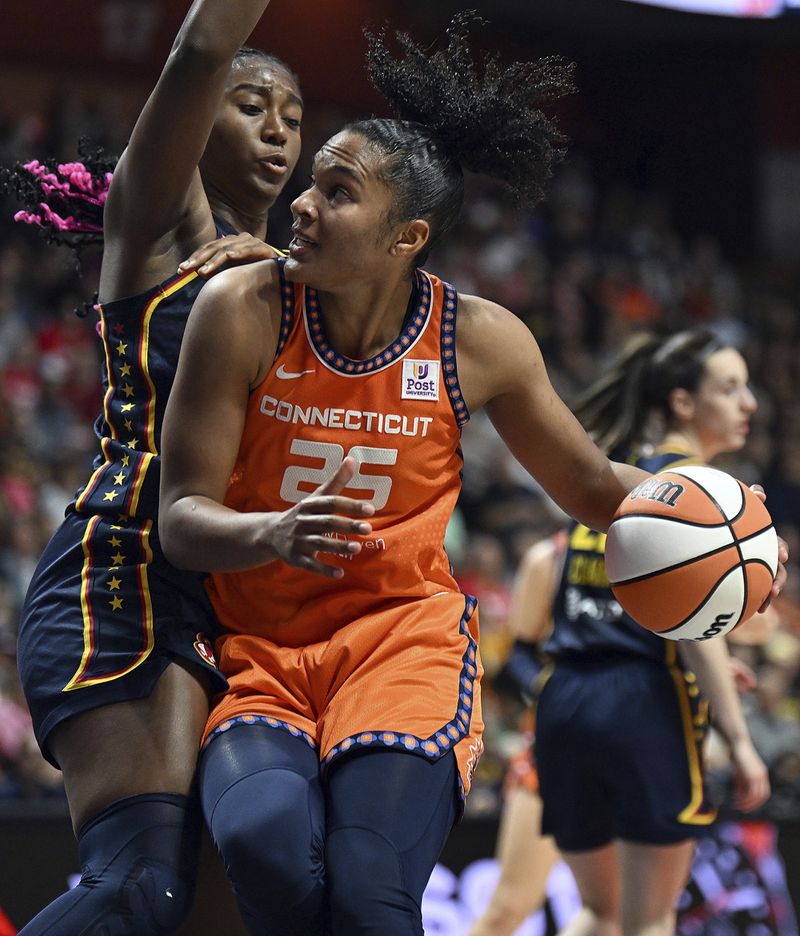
158, 261, 375, 574
100, 0, 274, 299
456, 296, 787, 597
457, 295, 647, 532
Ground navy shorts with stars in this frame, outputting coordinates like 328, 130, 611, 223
17, 509, 228, 767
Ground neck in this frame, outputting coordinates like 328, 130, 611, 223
315, 275, 416, 360
206, 195, 270, 241
661, 428, 708, 462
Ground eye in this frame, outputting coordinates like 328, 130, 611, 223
284, 117, 301, 130
239, 104, 264, 116
330, 185, 351, 202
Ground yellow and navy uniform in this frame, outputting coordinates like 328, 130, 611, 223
16, 222, 253, 765
535, 448, 717, 850
204, 262, 484, 799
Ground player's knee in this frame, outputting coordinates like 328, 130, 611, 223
212, 773, 324, 906
327, 826, 422, 933
77, 793, 199, 935
109, 857, 195, 933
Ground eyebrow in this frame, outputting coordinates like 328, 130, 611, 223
314, 160, 365, 185
232, 82, 304, 110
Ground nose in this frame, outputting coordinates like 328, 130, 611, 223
742, 386, 758, 414
262, 107, 288, 145
291, 187, 316, 221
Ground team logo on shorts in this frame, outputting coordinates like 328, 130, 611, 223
193, 633, 218, 668
401, 359, 440, 401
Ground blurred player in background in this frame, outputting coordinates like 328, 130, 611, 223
531, 330, 771, 936
469, 534, 563, 936
10, 1, 302, 932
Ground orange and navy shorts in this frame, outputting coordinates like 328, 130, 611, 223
17, 510, 228, 766
204, 593, 484, 800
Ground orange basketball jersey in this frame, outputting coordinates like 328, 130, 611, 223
205, 264, 484, 795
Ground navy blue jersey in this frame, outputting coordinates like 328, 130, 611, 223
70, 219, 241, 527
543, 447, 699, 664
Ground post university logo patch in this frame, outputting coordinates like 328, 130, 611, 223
401, 359, 440, 401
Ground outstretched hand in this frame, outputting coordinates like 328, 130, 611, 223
178, 233, 279, 277
269, 457, 375, 579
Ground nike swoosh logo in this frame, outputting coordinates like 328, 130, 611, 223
276, 364, 316, 379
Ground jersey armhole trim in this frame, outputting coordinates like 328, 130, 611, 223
274, 259, 296, 362
441, 282, 469, 428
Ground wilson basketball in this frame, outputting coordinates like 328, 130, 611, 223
605, 466, 778, 640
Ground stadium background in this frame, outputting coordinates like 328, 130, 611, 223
1, 0, 800, 931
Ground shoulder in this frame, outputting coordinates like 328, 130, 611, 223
455, 293, 544, 410
195, 258, 282, 317
187, 260, 283, 384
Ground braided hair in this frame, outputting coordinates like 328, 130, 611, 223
0, 139, 116, 249
350, 11, 575, 264
573, 329, 724, 456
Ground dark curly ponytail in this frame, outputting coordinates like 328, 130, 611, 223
350, 11, 575, 264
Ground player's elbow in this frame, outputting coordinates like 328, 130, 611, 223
166, 34, 231, 77
158, 499, 196, 571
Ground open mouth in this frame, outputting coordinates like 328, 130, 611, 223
259, 154, 288, 175
290, 227, 317, 251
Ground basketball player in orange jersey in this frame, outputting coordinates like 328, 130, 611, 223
14, 1, 303, 932
159, 21, 786, 936
526, 331, 772, 936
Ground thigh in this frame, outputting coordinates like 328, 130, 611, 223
618, 839, 695, 931
198, 724, 326, 936
50, 659, 210, 833
560, 843, 622, 921
199, 722, 322, 825
493, 788, 559, 902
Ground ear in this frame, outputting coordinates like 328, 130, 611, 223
390, 219, 430, 262
668, 387, 695, 423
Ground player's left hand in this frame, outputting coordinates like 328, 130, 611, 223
749, 484, 788, 612
728, 655, 757, 694
178, 233, 278, 277
729, 736, 770, 813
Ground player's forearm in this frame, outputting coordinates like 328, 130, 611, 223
572, 460, 649, 533
160, 495, 279, 572
678, 639, 751, 746
173, 0, 273, 63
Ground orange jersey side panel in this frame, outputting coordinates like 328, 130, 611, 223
205, 267, 483, 793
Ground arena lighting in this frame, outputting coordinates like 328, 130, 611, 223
620, 0, 794, 15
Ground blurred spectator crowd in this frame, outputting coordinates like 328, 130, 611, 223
1, 97, 800, 820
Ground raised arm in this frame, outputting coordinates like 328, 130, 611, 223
103, 1, 274, 260
158, 263, 374, 575
458, 296, 647, 533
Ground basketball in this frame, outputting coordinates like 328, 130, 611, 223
605, 466, 779, 640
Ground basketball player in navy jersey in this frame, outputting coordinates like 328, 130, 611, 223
531, 330, 772, 936
14, 2, 304, 932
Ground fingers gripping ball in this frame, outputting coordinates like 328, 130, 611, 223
605, 466, 778, 640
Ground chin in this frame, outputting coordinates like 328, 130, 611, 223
283, 255, 318, 285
